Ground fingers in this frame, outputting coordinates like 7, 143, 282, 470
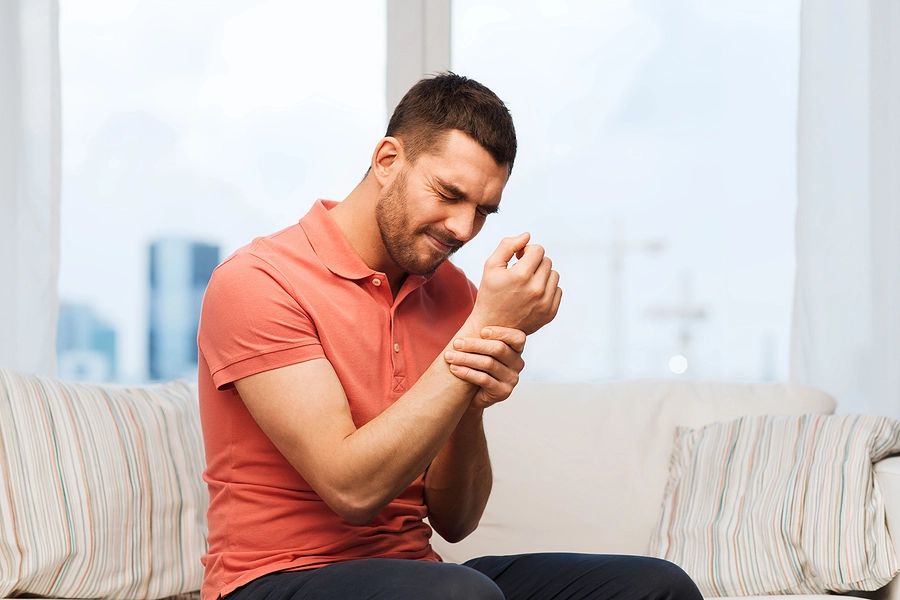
526, 255, 553, 300
443, 328, 527, 409
444, 339, 525, 375
524, 255, 562, 329
480, 326, 527, 354
484, 233, 530, 270
550, 283, 563, 318
446, 357, 520, 410
447, 363, 518, 407
473, 234, 562, 336
541, 266, 561, 308
510, 243, 545, 274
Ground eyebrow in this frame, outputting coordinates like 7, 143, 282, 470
435, 178, 501, 215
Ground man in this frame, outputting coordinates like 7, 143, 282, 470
197, 73, 701, 600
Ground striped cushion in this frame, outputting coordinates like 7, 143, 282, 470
0, 368, 207, 598
648, 414, 900, 597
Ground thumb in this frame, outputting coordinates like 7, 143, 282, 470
484, 233, 531, 270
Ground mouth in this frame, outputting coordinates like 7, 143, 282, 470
425, 233, 461, 255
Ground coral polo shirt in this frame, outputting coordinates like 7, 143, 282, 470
197, 199, 477, 600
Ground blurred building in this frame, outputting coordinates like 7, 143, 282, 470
149, 238, 219, 381
57, 302, 118, 382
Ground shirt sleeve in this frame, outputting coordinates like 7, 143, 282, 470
198, 251, 325, 390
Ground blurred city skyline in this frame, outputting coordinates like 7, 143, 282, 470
58, 237, 220, 383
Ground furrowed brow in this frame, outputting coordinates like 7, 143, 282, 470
435, 178, 500, 214
435, 178, 469, 201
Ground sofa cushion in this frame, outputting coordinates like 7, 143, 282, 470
648, 414, 900, 596
430, 380, 837, 563
0, 368, 207, 599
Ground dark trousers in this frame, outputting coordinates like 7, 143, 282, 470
224, 553, 703, 600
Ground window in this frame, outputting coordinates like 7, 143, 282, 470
450, 0, 800, 381
59, 0, 799, 384
58, 0, 387, 382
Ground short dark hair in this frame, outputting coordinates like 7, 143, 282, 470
386, 73, 517, 174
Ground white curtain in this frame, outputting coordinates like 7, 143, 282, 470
0, 0, 61, 376
792, 0, 900, 416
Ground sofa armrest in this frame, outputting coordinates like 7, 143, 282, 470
865, 457, 900, 600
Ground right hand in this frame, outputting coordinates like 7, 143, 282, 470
444, 326, 527, 410
469, 233, 562, 335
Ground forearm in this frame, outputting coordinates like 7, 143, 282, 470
423, 406, 492, 542
332, 356, 479, 523
341, 319, 522, 528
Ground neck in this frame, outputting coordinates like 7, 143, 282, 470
330, 174, 406, 292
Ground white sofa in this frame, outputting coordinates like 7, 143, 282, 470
0, 368, 206, 600
430, 380, 900, 600
2, 369, 899, 599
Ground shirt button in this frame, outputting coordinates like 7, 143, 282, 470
393, 343, 400, 353
372, 278, 381, 287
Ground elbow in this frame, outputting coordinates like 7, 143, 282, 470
309, 469, 400, 526
435, 528, 473, 545
328, 491, 387, 527
342, 507, 381, 528
429, 516, 479, 544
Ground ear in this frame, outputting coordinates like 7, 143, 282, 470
371, 137, 404, 187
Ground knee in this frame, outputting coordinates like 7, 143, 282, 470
431, 564, 504, 600
636, 557, 703, 600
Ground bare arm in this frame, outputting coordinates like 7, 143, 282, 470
423, 233, 562, 540
425, 406, 492, 542
424, 326, 527, 542
235, 346, 478, 526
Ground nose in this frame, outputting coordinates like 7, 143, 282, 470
443, 204, 477, 243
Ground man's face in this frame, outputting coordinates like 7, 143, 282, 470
375, 129, 509, 276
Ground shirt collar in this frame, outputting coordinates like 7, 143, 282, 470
299, 199, 438, 291
300, 199, 376, 281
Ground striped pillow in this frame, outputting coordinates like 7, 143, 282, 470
0, 368, 207, 599
648, 414, 900, 597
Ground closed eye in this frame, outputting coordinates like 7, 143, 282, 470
476, 205, 500, 218
432, 177, 499, 217
434, 178, 467, 203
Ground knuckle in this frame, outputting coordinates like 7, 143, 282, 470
463, 352, 483, 367
489, 325, 507, 337
450, 365, 468, 378
476, 371, 494, 386
512, 268, 530, 283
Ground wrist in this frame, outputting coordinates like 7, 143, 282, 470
458, 314, 489, 340
456, 404, 485, 431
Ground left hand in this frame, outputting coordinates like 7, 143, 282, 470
443, 326, 526, 409
468, 234, 562, 336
